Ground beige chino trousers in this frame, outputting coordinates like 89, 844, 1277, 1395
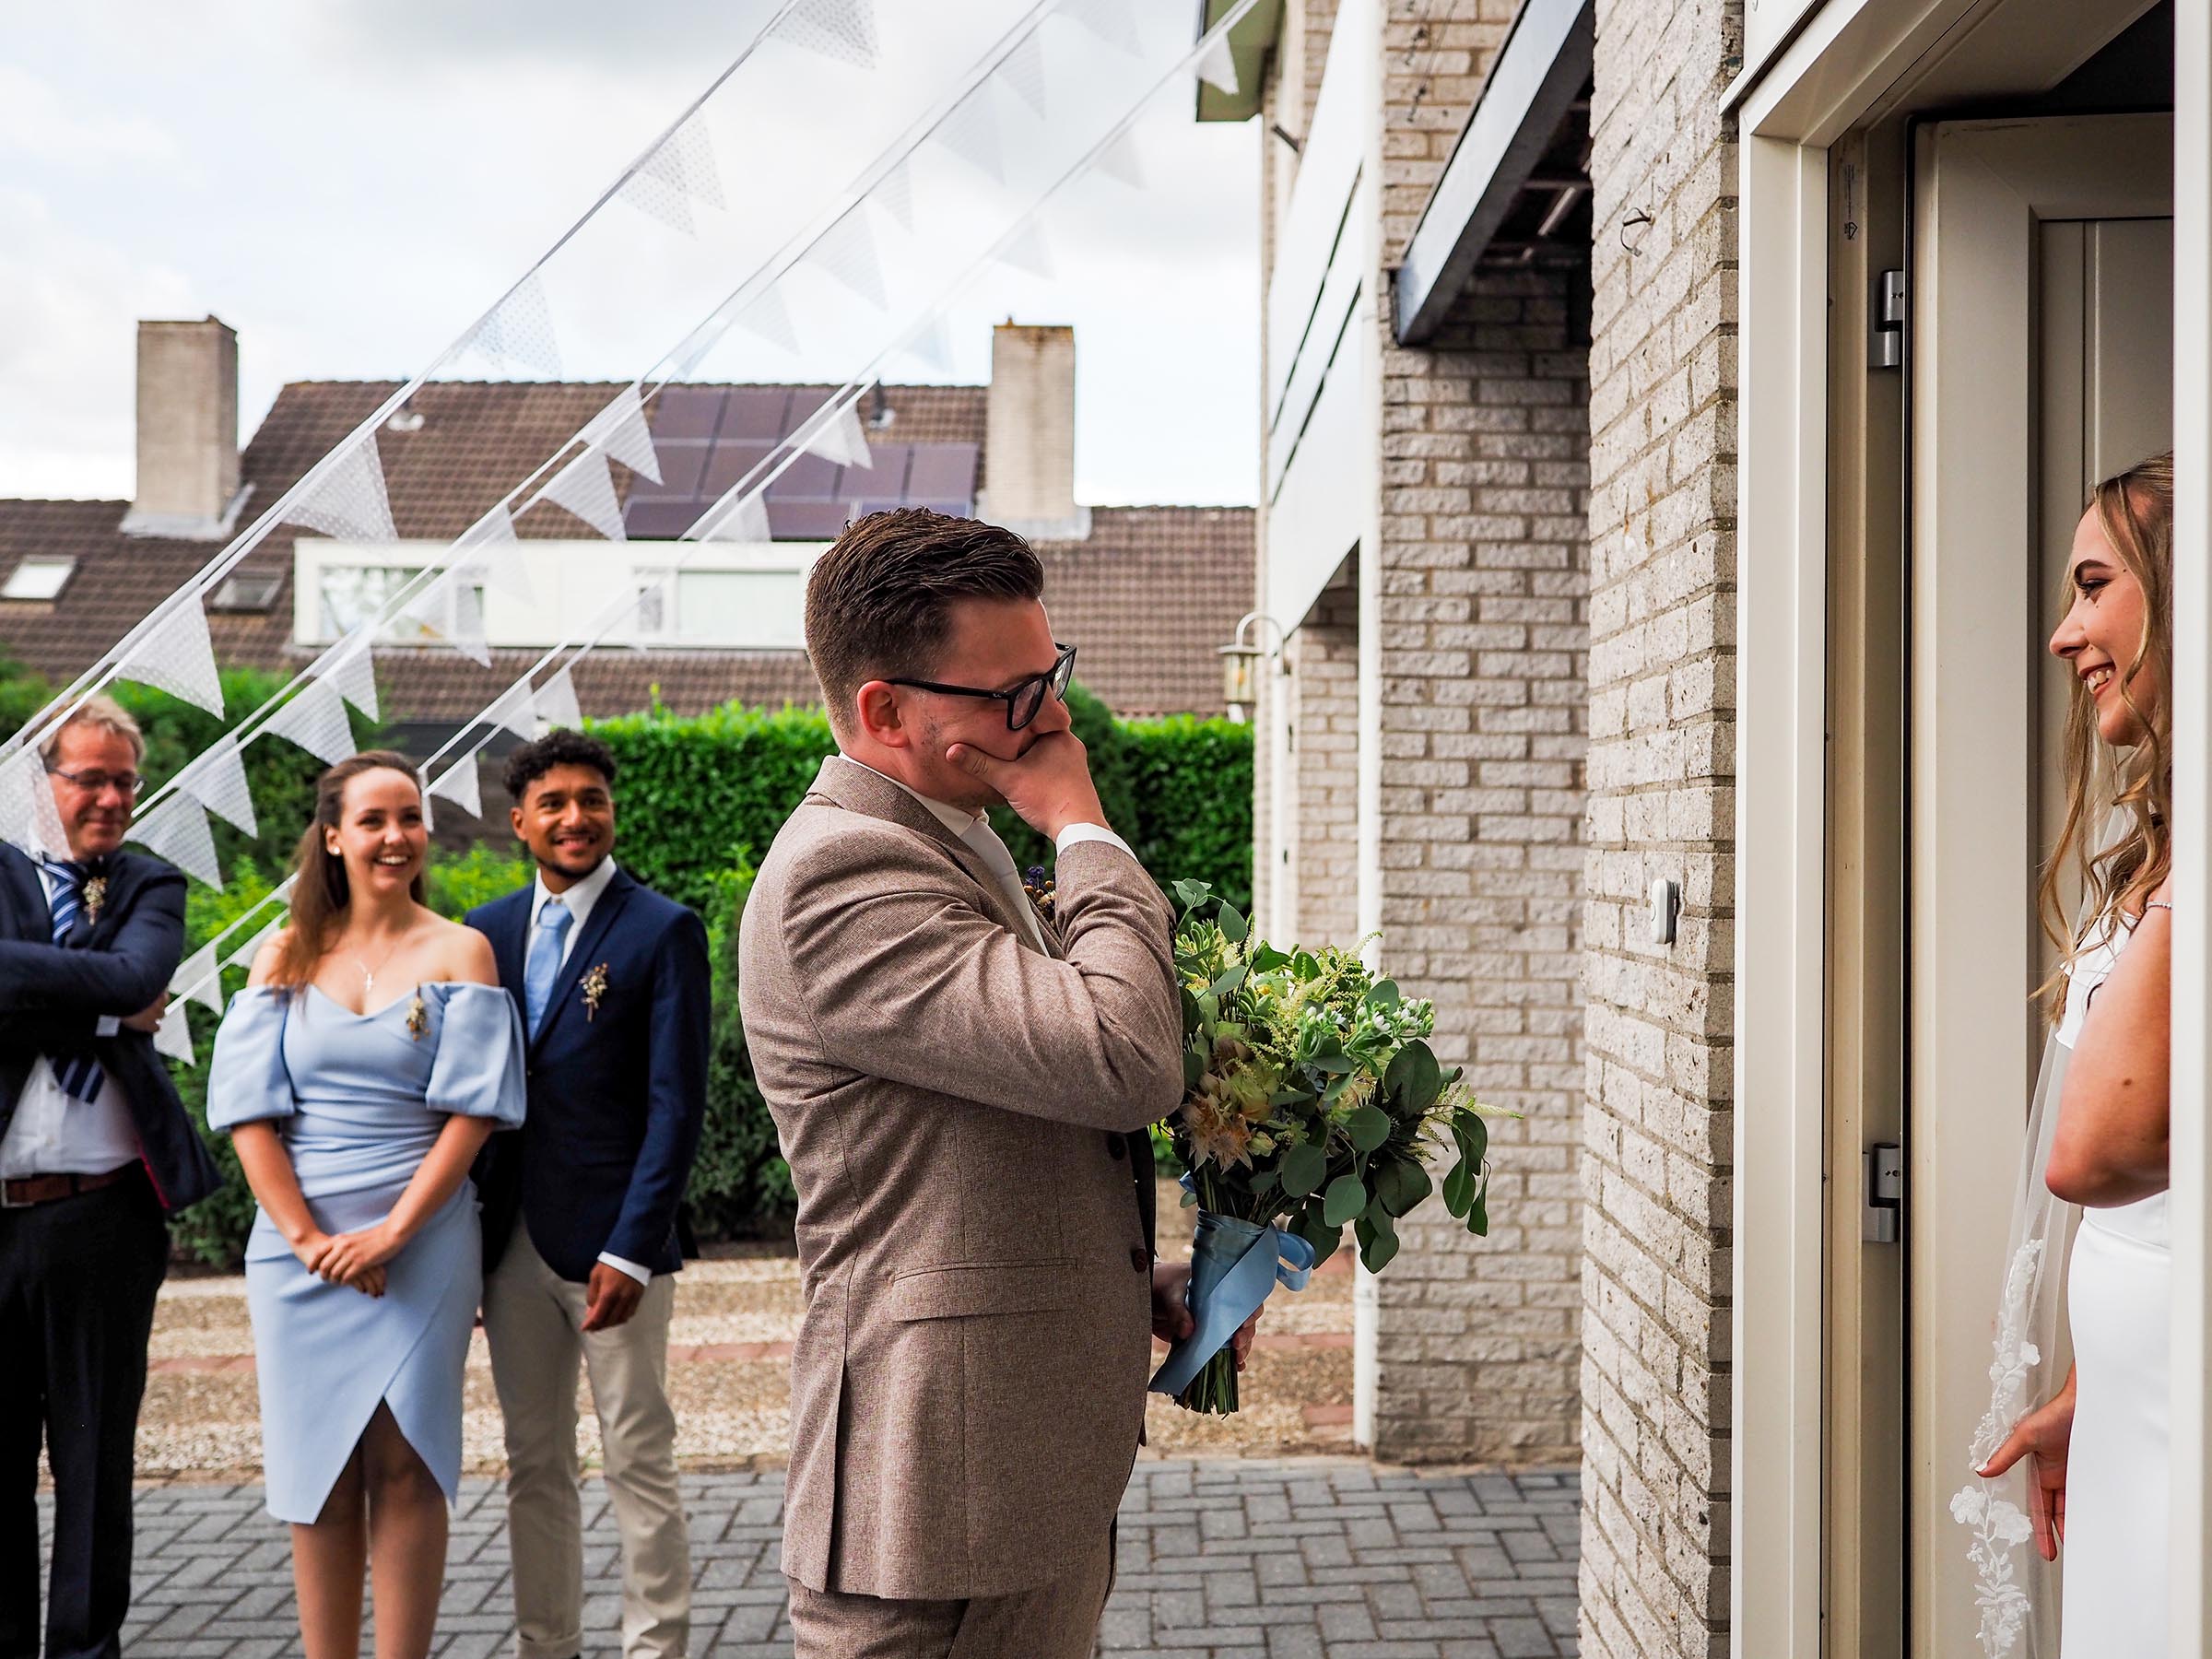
482, 1220, 689, 1659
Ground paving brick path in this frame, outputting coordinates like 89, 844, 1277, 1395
63, 1460, 1577, 1657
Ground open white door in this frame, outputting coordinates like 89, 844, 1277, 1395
1910, 112, 2172, 1657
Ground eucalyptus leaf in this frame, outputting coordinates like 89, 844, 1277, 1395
1322, 1173, 1368, 1228
1469, 1175, 1490, 1238
1359, 1221, 1401, 1273
1374, 1157, 1431, 1218
1206, 962, 1248, 998
1183, 1047, 1206, 1088
1384, 1042, 1442, 1113
1279, 1142, 1328, 1198
1250, 1169, 1279, 1194
1250, 945, 1291, 971
1364, 978, 1402, 1010
1346, 1104, 1392, 1152
1172, 878, 1213, 913
1453, 1111, 1489, 1170
1293, 1205, 1340, 1267
1218, 904, 1249, 944
1292, 950, 1320, 980
1308, 1053, 1355, 1075
1268, 1087, 1312, 1108
1441, 1160, 1473, 1218
1321, 1073, 1355, 1105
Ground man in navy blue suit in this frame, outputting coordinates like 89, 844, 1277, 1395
468, 730, 709, 1659
0, 696, 220, 1659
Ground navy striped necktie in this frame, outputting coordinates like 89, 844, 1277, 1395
38, 855, 107, 1101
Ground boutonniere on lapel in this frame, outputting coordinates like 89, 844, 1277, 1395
1022, 865, 1056, 924
406, 992, 429, 1041
80, 875, 108, 925
580, 961, 611, 1021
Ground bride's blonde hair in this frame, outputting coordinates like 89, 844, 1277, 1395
2038, 451, 2173, 1021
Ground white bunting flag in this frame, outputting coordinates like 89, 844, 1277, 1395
1195, 33, 1241, 97
284, 432, 398, 544
775, 0, 878, 68
224, 912, 285, 972
152, 998, 196, 1065
999, 29, 1051, 118
585, 387, 665, 484
734, 287, 802, 355
324, 627, 382, 720
176, 734, 258, 837
485, 681, 539, 745
796, 396, 874, 470
121, 597, 225, 717
1061, 0, 1141, 55
265, 677, 357, 767
697, 490, 773, 545
933, 88, 1006, 184
1000, 220, 1056, 280
129, 794, 221, 888
1096, 128, 1147, 189
540, 451, 627, 542
448, 581, 490, 667
427, 753, 484, 820
0, 747, 66, 854
470, 272, 563, 380
535, 666, 583, 732
618, 113, 725, 237
171, 942, 224, 1014
465, 506, 533, 603
874, 159, 916, 232
902, 313, 958, 376
802, 209, 887, 310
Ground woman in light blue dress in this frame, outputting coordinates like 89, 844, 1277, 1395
207, 752, 524, 1659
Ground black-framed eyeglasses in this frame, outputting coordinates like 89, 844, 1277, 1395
888, 643, 1077, 732
46, 766, 143, 798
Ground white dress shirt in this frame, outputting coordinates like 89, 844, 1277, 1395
528, 856, 653, 1288
0, 853, 142, 1180
830, 755, 1136, 953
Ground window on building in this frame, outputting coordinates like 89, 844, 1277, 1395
1, 558, 76, 601
319, 565, 482, 644
208, 570, 285, 613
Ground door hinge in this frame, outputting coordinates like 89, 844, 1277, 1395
1869, 270, 1906, 370
1863, 1142, 1902, 1243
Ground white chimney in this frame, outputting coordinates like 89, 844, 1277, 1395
123, 316, 243, 539
982, 322, 1087, 540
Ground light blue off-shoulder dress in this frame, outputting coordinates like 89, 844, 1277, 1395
206, 982, 525, 1524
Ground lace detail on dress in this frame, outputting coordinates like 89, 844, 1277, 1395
1953, 1236, 2046, 1654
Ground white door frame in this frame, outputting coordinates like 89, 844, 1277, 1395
1727, 2, 2209, 1655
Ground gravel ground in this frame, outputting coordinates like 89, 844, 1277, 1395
129, 1182, 1355, 1484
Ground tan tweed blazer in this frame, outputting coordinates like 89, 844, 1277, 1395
738, 757, 1182, 1599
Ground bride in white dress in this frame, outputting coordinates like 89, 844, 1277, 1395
1980, 453, 2174, 1658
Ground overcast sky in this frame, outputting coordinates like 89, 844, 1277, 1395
0, 1, 1261, 510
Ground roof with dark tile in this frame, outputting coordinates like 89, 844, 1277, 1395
0, 381, 1251, 723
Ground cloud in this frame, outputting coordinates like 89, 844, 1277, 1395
0, 65, 192, 175
0, 189, 197, 500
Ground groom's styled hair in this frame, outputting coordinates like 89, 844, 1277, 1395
805, 508, 1044, 736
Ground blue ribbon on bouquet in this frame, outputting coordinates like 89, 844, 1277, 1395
1148, 1207, 1317, 1397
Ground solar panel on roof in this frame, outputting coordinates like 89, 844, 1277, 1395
768, 501, 849, 540
701, 441, 772, 498
721, 388, 790, 441
623, 500, 699, 540
768, 454, 838, 500
652, 386, 725, 441
638, 442, 709, 499
905, 444, 979, 501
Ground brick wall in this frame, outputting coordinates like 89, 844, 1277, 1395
1283, 571, 1361, 945
1579, 0, 1741, 1653
1360, 0, 1590, 1466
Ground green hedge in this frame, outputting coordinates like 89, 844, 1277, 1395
5, 660, 1250, 1263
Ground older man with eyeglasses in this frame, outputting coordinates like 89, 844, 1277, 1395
0, 695, 220, 1659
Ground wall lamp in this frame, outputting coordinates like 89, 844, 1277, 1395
1218, 610, 1285, 723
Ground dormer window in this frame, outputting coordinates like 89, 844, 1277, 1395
1, 557, 75, 601
209, 570, 285, 613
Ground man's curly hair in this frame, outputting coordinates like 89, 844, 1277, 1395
502, 729, 618, 806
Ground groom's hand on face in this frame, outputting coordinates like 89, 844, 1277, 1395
582, 1262, 645, 1332
946, 730, 1107, 841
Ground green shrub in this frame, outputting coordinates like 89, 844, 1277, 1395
685, 861, 795, 1238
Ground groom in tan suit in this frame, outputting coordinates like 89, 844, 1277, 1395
739, 508, 1190, 1657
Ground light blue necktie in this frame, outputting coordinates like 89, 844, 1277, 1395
524, 898, 572, 1041
38, 856, 105, 1101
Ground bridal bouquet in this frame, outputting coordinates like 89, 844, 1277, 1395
1152, 880, 1503, 1414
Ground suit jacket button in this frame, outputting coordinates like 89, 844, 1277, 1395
1129, 1246, 1147, 1272
1108, 1135, 1125, 1159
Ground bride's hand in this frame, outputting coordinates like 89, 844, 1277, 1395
1978, 1366, 2077, 1561
318, 1223, 403, 1288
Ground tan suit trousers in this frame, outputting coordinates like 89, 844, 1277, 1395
481, 1220, 689, 1659
785, 1524, 1115, 1659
